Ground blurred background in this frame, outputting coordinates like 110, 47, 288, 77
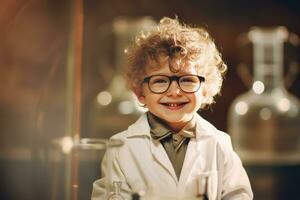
0, 0, 299, 199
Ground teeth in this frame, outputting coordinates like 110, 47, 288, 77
165, 103, 184, 107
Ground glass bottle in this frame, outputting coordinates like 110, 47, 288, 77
86, 17, 156, 139
228, 27, 300, 199
228, 26, 300, 163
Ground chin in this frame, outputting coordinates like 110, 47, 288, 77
165, 117, 187, 124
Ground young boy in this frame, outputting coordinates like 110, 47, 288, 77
92, 17, 253, 200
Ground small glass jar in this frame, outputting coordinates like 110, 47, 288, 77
108, 181, 125, 200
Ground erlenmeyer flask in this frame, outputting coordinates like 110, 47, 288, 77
228, 27, 300, 199
107, 181, 125, 200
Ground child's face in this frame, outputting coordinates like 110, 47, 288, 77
137, 62, 206, 132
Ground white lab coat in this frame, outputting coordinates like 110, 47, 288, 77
92, 113, 253, 200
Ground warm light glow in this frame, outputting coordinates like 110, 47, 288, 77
118, 101, 135, 114
278, 98, 290, 112
252, 81, 265, 94
113, 19, 128, 33
61, 136, 74, 154
97, 91, 112, 106
235, 101, 248, 115
259, 108, 272, 120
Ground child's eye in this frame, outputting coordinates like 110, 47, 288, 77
150, 77, 168, 84
153, 79, 168, 84
180, 76, 198, 83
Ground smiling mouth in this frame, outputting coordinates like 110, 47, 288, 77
160, 102, 188, 108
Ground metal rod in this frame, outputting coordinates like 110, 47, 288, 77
65, 0, 84, 199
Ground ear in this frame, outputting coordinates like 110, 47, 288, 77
200, 85, 212, 104
201, 85, 209, 99
133, 88, 146, 105
201, 86, 207, 97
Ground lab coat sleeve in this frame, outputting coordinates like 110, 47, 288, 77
91, 147, 132, 200
219, 133, 253, 200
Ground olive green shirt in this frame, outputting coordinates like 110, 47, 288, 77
147, 112, 196, 179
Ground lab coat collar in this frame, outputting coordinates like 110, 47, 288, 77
126, 114, 151, 138
126, 112, 218, 139
194, 113, 219, 139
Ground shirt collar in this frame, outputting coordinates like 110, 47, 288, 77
147, 112, 196, 141
126, 112, 218, 139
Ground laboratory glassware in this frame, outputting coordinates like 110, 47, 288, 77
107, 181, 125, 200
87, 17, 156, 139
228, 26, 300, 199
52, 137, 123, 200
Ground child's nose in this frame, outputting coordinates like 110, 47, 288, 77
166, 81, 182, 96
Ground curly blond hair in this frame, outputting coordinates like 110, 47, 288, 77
125, 17, 227, 107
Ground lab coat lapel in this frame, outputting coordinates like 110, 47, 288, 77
178, 138, 201, 190
150, 138, 178, 183
127, 114, 178, 183
178, 114, 215, 191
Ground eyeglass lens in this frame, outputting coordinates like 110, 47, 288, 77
148, 75, 203, 93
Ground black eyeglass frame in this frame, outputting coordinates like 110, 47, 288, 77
142, 74, 205, 94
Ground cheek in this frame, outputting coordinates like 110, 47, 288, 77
142, 90, 161, 105
145, 94, 160, 104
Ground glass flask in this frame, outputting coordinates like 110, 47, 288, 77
87, 17, 156, 139
228, 27, 300, 199
108, 181, 125, 200
228, 26, 300, 163
51, 137, 123, 200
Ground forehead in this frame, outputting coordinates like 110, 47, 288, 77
145, 60, 198, 76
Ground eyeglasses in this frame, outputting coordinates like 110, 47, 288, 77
143, 75, 205, 94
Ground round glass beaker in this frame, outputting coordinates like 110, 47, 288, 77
51, 137, 123, 200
